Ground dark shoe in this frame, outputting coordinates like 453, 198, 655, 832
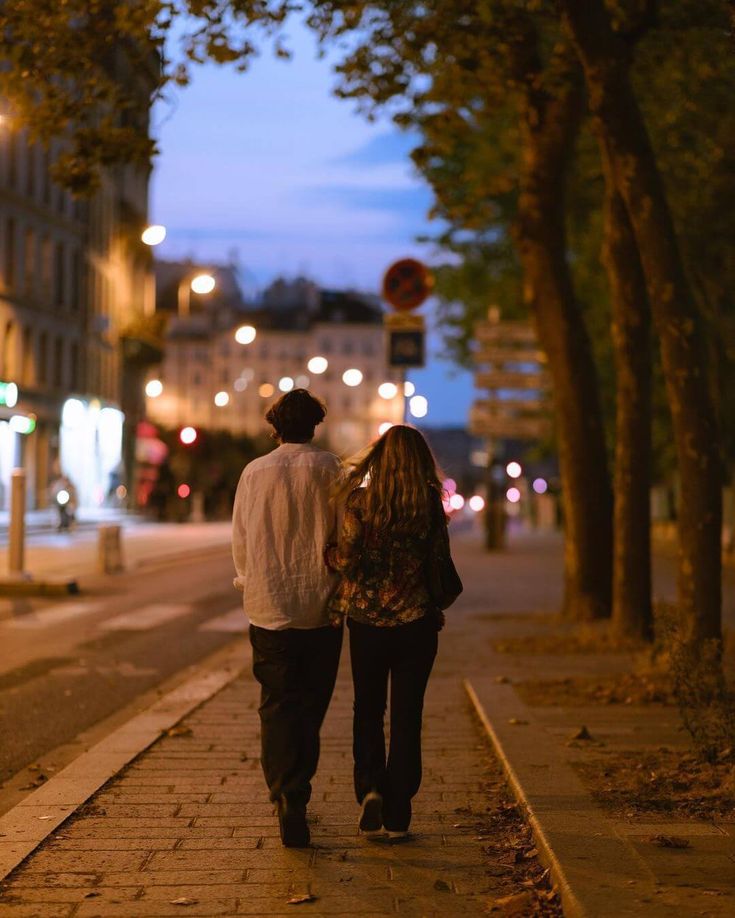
277, 795, 310, 848
358, 791, 383, 834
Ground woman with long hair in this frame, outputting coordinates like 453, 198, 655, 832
326, 424, 459, 839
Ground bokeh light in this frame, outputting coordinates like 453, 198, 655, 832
449, 493, 465, 511
235, 325, 257, 345
214, 391, 230, 407
190, 273, 216, 294
469, 495, 486, 512
343, 368, 363, 387
378, 382, 398, 399
177, 484, 191, 499
409, 395, 428, 418
378, 422, 393, 435
506, 461, 522, 479
506, 487, 521, 503
532, 478, 548, 494
308, 356, 328, 374
259, 383, 275, 398
145, 379, 163, 398
278, 376, 294, 392
404, 380, 416, 397
141, 224, 166, 246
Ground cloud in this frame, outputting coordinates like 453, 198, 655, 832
335, 130, 421, 167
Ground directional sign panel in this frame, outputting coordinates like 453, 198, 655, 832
475, 346, 547, 366
469, 411, 552, 440
473, 397, 547, 415
475, 321, 537, 344
474, 370, 549, 391
384, 312, 426, 331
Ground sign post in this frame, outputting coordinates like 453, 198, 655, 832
382, 258, 433, 422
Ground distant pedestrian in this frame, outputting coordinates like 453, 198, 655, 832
232, 389, 343, 848
326, 425, 462, 839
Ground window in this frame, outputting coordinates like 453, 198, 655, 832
21, 326, 33, 386
55, 242, 65, 307
71, 249, 81, 310
4, 217, 15, 289
342, 339, 354, 355
26, 143, 36, 198
1, 321, 14, 378
53, 336, 64, 387
69, 341, 79, 389
319, 337, 332, 354
41, 236, 53, 298
38, 332, 48, 385
7, 131, 17, 188
23, 227, 35, 296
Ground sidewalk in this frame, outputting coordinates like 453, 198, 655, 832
0, 648, 551, 915
0, 521, 233, 583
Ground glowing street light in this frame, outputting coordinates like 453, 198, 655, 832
506, 487, 521, 503
233, 378, 248, 392
191, 273, 216, 295
469, 495, 486, 512
378, 382, 398, 400
404, 380, 416, 397
294, 374, 310, 388
278, 376, 295, 392
342, 368, 363, 387
409, 395, 428, 419
259, 383, 275, 398
145, 379, 163, 398
378, 422, 393, 435
214, 391, 230, 407
449, 493, 465, 511
141, 224, 166, 246
308, 356, 328, 374
506, 461, 522, 479
235, 325, 257, 345
533, 478, 548, 494
179, 426, 198, 445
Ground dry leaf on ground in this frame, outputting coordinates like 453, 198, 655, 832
171, 897, 198, 906
287, 893, 318, 904
650, 834, 690, 849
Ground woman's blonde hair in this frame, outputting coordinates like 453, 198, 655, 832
338, 425, 444, 534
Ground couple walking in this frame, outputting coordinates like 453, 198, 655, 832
232, 388, 461, 847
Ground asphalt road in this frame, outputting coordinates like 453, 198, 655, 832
0, 547, 244, 789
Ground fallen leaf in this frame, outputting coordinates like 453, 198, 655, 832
287, 893, 317, 905
170, 897, 198, 906
166, 725, 193, 738
494, 891, 534, 915
84, 892, 100, 899
37, 816, 53, 820
650, 835, 690, 849
570, 726, 593, 741
507, 718, 529, 726
495, 675, 510, 684
434, 879, 450, 891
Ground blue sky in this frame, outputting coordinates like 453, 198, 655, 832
150, 20, 474, 425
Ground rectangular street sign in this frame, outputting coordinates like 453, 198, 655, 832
469, 412, 552, 440
384, 312, 426, 330
474, 370, 549, 390
388, 329, 425, 367
475, 321, 537, 344
472, 397, 547, 415
474, 346, 547, 366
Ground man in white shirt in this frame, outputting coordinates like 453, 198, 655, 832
232, 389, 342, 847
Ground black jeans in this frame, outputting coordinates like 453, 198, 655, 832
348, 615, 438, 831
250, 624, 342, 810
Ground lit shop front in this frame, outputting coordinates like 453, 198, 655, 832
59, 397, 125, 510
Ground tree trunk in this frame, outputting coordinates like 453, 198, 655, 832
558, 0, 723, 643
601, 171, 653, 640
515, 72, 613, 621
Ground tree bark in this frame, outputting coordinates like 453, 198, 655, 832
601, 168, 653, 640
558, 0, 723, 643
515, 69, 613, 621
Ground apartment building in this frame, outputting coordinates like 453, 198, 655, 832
146, 272, 405, 457
0, 128, 155, 510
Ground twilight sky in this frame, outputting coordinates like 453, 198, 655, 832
150, 19, 474, 426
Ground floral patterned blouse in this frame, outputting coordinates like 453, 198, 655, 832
325, 488, 446, 627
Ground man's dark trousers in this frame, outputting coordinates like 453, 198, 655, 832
250, 624, 343, 810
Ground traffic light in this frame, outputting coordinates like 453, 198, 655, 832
179, 426, 198, 446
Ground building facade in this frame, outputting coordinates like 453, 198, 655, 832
0, 128, 155, 510
146, 272, 406, 458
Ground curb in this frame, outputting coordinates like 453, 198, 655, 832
0, 640, 248, 882
464, 677, 655, 918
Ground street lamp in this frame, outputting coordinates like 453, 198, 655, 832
308, 356, 328, 374
342, 368, 363, 387
235, 325, 257, 345
378, 382, 398, 400
141, 224, 167, 246
178, 272, 216, 316
145, 379, 163, 398
409, 394, 428, 418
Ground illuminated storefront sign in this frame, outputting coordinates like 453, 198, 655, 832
60, 397, 124, 509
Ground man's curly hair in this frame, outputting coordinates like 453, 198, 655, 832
265, 388, 327, 442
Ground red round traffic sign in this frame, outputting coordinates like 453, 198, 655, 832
382, 258, 433, 311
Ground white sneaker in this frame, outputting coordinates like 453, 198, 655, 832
387, 830, 409, 840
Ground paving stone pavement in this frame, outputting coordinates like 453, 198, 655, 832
0, 645, 514, 917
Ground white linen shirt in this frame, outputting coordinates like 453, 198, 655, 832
232, 442, 342, 630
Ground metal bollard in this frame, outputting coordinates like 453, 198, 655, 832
8, 468, 26, 576
97, 524, 124, 574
